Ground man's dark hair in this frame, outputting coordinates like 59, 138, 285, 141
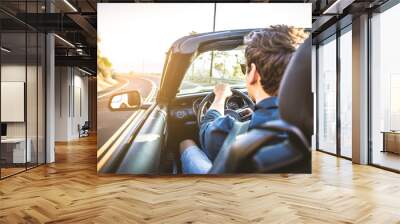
244, 25, 307, 96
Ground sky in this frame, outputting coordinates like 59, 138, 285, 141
98, 3, 311, 74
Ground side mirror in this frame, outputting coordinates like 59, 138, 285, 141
109, 90, 142, 111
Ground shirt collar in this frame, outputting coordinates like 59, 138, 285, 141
255, 96, 279, 110
249, 96, 280, 129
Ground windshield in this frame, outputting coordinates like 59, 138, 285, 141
179, 47, 246, 95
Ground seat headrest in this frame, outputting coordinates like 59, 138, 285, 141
278, 37, 313, 141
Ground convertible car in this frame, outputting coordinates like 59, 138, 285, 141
97, 29, 312, 174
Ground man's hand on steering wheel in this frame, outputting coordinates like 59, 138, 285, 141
209, 83, 232, 115
214, 83, 232, 99
196, 84, 256, 125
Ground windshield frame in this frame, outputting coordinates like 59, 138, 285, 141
157, 29, 258, 103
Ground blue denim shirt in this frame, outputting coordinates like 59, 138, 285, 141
199, 96, 280, 161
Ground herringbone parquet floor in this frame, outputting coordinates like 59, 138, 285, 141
1, 135, 400, 224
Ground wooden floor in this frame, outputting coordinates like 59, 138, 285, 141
1, 167, 26, 178
1, 135, 400, 223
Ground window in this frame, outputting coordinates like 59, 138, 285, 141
339, 28, 352, 158
317, 36, 337, 154
1, 30, 28, 177
370, 3, 400, 171
312, 45, 317, 150
179, 48, 246, 95
0, 3, 46, 179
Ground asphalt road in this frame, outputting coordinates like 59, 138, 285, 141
97, 75, 160, 148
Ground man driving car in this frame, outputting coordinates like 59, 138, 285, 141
180, 25, 307, 174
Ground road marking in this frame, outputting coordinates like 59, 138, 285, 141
97, 77, 130, 99
143, 77, 158, 103
97, 76, 158, 171
97, 76, 156, 158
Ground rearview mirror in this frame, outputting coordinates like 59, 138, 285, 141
109, 90, 142, 111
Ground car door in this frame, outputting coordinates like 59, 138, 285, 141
97, 95, 169, 174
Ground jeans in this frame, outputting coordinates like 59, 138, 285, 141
180, 145, 212, 174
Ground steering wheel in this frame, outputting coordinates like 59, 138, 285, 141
196, 89, 255, 125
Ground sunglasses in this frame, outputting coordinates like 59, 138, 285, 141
240, 63, 247, 75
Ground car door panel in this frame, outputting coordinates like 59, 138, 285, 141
115, 105, 167, 174
98, 107, 151, 173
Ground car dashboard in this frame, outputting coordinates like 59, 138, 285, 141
170, 90, 250, 122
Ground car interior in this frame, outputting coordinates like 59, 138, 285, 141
105, 84, 259, 174
164, 38, 312, 174
98, 30, 311, 175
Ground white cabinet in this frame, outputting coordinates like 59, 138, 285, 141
1, 138, 32, 163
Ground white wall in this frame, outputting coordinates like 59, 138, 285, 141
55, 66, 70, 141
55, 67, 89, 141
1, 65, 27, 138
71, 72, 89, 138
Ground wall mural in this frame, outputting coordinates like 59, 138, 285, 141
97, 3, 312, 175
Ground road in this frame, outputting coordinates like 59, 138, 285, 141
97, 75, 160, 148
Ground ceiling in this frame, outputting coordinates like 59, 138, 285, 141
0, 0, 392, 74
